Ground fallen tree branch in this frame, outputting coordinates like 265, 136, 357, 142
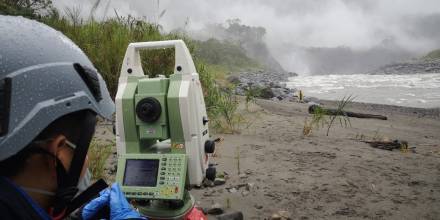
361, 140, 409, 151
309, 105, 387, 120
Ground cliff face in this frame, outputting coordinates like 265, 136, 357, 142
242, 40, 286, 73
199, 19, 286, 73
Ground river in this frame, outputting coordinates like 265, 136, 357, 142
286, 73, 440, 108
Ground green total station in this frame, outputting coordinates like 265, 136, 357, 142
114, 40, 216, 219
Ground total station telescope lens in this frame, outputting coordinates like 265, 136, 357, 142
136, 97, 162, 123
141, 103, 153, 114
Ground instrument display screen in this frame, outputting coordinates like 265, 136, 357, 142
123, 159, 159, 187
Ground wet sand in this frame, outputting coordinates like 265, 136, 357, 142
191, 99, 440, 219
96, 99, 440, 219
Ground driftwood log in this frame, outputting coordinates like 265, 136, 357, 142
361, 140, 409, 151
308, 105, 387, 120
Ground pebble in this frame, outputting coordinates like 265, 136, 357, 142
246, 182, 255, 191
278, 211, 291, 219
216, 211, 244, 220
271, 214, 282, 220
214, 178, 226, 186
203, 189, 216, 197
203, 179, 215, 187
238, 173, 247, 179
270, 211, 291, 220
241, 190, 250, 196
207, 203, 224, 215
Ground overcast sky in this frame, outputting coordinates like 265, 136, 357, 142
52, 0, 440, 73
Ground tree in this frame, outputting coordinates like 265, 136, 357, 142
0, 0, 52, 17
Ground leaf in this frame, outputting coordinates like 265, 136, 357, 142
158, 9, 166, 19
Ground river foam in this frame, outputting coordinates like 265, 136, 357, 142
286, 73, 440, 108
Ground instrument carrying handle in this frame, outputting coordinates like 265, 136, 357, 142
121, 40, 197, 77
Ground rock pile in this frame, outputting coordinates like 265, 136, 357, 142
228, 70, 300, 102
369, 59, 440, 75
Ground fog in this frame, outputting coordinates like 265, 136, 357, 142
52, 0, 440, 74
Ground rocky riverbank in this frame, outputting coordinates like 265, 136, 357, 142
368, 58, 440, 75
227, 70, 301, 102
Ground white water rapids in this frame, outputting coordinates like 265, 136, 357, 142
286, 73, 440, 108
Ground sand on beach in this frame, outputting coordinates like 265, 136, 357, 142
95, 98, 440, 220
190, 99, 440, 219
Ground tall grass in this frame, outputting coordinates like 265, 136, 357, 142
325, 95, 354, 136
2, 2, 248, 133
42, 12, 185, 97
199, 64, 242, 133
46, 11, 244, 133
88, 138, 113, 180
305, 96, 355, 136
244, 84, 261, 110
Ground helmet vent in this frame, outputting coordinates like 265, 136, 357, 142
73, 63, 103, 102
0, 78, 11, 136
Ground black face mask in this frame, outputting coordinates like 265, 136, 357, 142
16, 146, 73, 197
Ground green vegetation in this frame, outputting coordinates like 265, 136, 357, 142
423, 49, 440, 60
311, 105, 329, 129
304, 96, 355, 136
244, 84, 261, 110
210, 87, 243, 133
88, 138, 113, 180
0, 0, 52, 17
194, 38, 262, 72
204, 18, 285, 72
325, 96, 354, 136
1, 1, 255, 133
42, 12, 187, 97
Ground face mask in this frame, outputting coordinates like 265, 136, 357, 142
21, 139, 92, 197
77, 168, 92, 195
22, 171, 91, 197
66, 140, 93, 195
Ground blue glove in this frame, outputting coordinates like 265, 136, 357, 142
82, 183, 146, 220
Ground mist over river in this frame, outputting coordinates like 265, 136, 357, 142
286, 73, 440, 108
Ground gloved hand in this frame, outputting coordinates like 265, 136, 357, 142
82, 183, 146, 220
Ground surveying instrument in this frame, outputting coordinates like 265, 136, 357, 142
115, 40, 216, 219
